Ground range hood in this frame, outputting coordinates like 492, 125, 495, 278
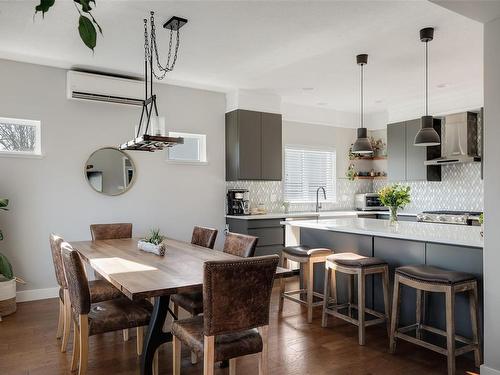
424, 111, 481, 165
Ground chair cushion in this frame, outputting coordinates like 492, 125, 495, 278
171, 292, 204, 316
396, 265, 476, 285
327, 252, 386, 268
171, 316, 263, 362
282, 245, 332, 258
85, 297, 153, 336
89, 279, 123, 303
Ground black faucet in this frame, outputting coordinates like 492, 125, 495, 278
316, 186, 327, 212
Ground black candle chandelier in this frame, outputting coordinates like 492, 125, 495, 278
120, 12, 188, 152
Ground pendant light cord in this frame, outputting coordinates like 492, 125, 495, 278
360, 63, 364, 128
425, 41, 429, 116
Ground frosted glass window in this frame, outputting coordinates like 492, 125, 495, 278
0, 117, 41, 156
167, 132, 207, 163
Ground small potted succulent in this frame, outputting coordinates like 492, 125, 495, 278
138, 228, 166, 256
378, 184, 411, 225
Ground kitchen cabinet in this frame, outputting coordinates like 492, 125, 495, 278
225, 109, 282, 181
387, 118, 441, 181
226, 218, 284, 256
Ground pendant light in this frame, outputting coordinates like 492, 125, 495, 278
352, 54, 373, 154
414, 27, 440, 146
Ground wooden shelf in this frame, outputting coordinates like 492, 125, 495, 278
351, 156, 387, 161
355, 176, 387, 180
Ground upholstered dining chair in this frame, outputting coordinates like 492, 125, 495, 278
191, 226, 218, 249
171, 255, 279, 375
49, 234, 122, 353
60, 241, 156, 375
171, 231, 257, 364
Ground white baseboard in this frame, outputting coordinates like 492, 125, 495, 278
16, 287, 59, 302
481, 365, 500, 375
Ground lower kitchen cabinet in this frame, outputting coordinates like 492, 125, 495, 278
226, 218, 285, 256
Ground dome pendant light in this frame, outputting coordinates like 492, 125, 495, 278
352, 54, 373, 154
414, 27, 441, 146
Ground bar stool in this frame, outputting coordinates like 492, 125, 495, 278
321, 252, 390, 345
279, 245, 333, 323
389, 265, 481, 375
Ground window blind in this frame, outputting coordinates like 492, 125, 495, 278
284, 146, 336, 203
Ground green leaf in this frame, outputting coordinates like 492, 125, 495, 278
0, 198, 8, 211
35, 0, 55, 16
79, 0, 93, 13
78, 15, 97, 51
0, 252, 14, 280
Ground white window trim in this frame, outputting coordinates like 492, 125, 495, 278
166, 131, 207, 164
0, 117, 42, 157
283, 144, 337, 204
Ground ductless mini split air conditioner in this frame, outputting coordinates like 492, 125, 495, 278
66, 70, 144, 106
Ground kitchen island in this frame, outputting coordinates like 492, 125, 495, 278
283, 218, 483, 343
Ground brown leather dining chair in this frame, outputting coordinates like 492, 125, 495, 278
49, 233, 122, 353
60, 242, 155, 375
191, 226, 218, 249
171, 255, 279, 375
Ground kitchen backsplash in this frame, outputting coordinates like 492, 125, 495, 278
227, 163, 483, 214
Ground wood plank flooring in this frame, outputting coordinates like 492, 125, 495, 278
0, 284, 479, 375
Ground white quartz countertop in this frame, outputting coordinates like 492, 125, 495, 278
282, 218, 483, 248
226, 210, 418, 220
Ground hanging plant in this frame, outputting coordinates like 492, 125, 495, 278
34, 0, 102, 51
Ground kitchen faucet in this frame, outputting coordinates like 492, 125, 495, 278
316, 186, 327, 212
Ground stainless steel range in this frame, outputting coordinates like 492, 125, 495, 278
417, 210, 482, 226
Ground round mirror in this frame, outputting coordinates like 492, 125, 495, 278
85, 147, 136, 196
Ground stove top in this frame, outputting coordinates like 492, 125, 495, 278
422, 210, 482, 216
418, 210, 482, 225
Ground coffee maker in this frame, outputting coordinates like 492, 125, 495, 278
227, 189, 250, 215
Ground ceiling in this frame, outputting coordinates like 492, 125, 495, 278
0, 1, 483, 124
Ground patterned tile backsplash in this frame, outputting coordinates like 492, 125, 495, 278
227, 163, 483, 214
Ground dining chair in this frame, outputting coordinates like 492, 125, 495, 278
171, 255, 279, 375
49, 233, 123, 353
60, 241, 156, 375
222, 232, 258, 257
191, 226, 218, 249
89, 222, 133, 341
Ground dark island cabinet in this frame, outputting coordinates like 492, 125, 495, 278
226, 109, 282, 181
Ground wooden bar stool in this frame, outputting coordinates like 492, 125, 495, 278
321, 252, 390, 345
389, 265, 481, 375
279, 245, 332, 323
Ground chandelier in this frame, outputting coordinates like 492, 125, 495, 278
120, 12, 188, 152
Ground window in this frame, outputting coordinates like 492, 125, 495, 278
284, 145, 336, 203
0, 117, 41, 157
167, 132, 207, 163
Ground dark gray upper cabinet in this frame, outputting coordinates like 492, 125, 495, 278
225, 109, 282, 181
387, 119, 441, 182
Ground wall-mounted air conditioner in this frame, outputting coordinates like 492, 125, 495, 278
66, 71, 144, 106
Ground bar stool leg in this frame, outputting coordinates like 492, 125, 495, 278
347, 274, 354, 318
278, 257, 287, 312
416, 290, 424, 340
322, 266, 332, 328
389, 275, 401, 354
306, 260, 314, 323
445, 287, 456, 375
357, 270, 366, 345
382, 266, 391, 339
468, 283, 482, 368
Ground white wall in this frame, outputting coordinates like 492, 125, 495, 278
0, 59, 226, 296
483, 16, 500, 375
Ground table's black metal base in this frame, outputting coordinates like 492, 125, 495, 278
140, 296, 173, 375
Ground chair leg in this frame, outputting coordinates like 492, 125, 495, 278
173, 335, 181, 375
389, 275, 401, 354
56, 298, 64, 339
61, 290, 72, 353
191, 313, 198, 364
445, 287, 456, 375
322, 266, 332, 328
382, 267, 391, 339
278, 257, 287, 312
416, 289, 423, 340
469, 283, 482, 368
78, 315, 89, 375
71, 321, 80, 372
203, 335, 215, 375
306, 260, 314, 323
136, 326, 144, 356
258, 325, 269, 375
357, 270, 366, 346
153, 350, 159, 375
123, 329, 129, 341
229, 358, 236, 375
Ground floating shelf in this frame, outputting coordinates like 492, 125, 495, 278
355, 176, 388, 180
351, 156, 387, 161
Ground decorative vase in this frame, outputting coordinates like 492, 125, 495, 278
0, 279, 17, 320
389, 206, 398, 225
138, 240, 166, 256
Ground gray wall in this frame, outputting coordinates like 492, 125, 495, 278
0, 59, 226, 296
483, 16, 500, 375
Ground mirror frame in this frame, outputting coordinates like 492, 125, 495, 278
84, 147, 137, 196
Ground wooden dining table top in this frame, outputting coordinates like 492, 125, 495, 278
70, 237, 294, 301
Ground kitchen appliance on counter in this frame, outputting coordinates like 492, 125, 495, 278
355, 193, 389, 211
417, 210, 482, 226
227, 189, 250, 215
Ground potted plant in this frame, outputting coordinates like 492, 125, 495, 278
346, 164, 357, 181
138, 228, 166, 256
0, 199, 24, 321
378, 184, 411, 225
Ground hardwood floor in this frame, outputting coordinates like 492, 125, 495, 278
0, 283, 479, 375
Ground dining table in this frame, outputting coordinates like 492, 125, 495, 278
70, 237, 294, 375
